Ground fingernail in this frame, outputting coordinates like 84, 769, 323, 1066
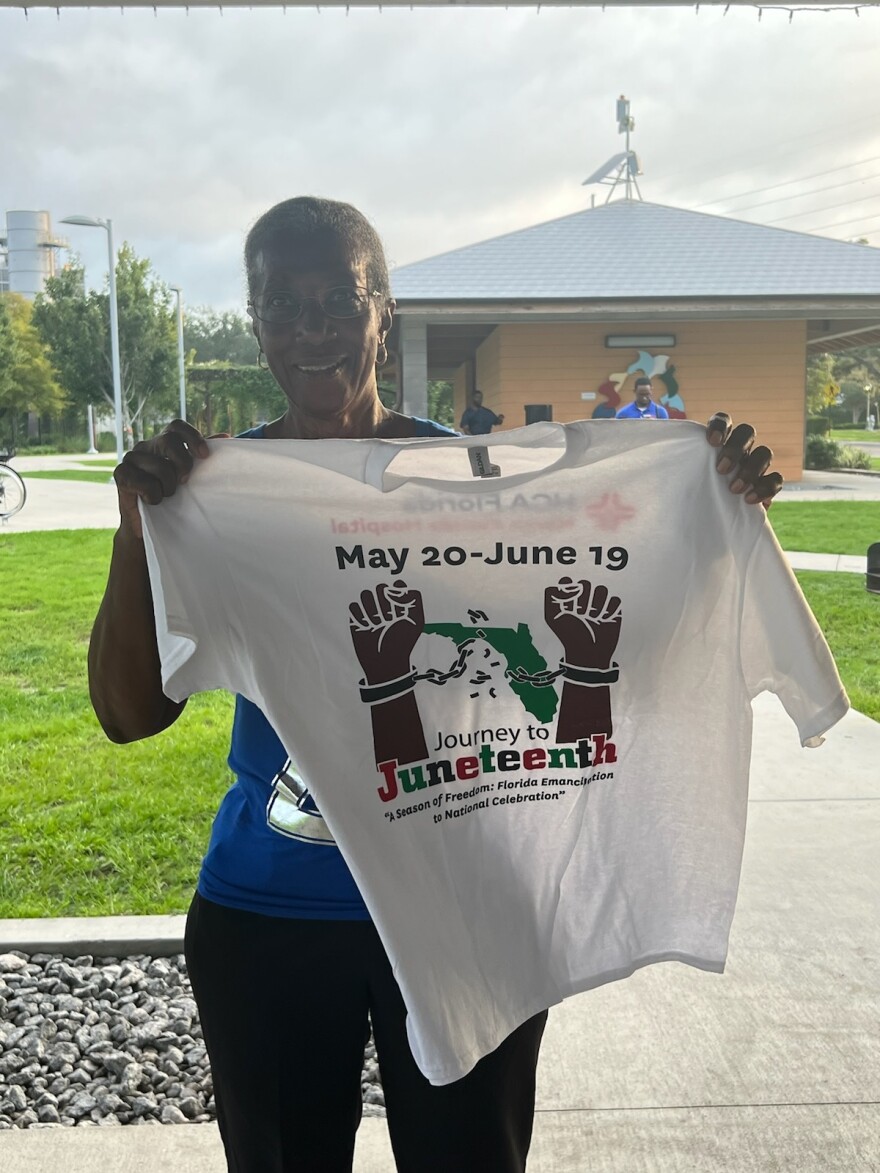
745, 492, 759, 504
716, 457, 733, 474
730, 479, 745, 493
180, 473, 190, 484
708, 431, 722, 447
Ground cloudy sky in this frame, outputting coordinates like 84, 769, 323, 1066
2, 3, 879, 311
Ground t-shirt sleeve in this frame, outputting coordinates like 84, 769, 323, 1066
139, 498, 235, 704
739, 524, 849, 747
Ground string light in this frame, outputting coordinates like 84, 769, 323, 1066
13, 1, 879, 18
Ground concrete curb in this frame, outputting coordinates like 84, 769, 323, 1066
0, 914, 186, 957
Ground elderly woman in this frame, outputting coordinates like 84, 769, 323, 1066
88, 196, 782, 1173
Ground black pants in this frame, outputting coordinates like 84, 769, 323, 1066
185, 893, 547, 1173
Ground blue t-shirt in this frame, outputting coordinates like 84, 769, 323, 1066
459, 404, 502, 435
615, 401, 669, 419
198, 417, 457, 920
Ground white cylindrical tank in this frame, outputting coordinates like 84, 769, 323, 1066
5, 210, 66, 299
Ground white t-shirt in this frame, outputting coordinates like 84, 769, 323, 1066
140, 420, 848, 1085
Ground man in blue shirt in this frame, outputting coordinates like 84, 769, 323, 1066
461, 390, 505, 435
616, 377, 670, 420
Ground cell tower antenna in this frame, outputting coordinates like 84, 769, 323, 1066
582, 95, 643, 204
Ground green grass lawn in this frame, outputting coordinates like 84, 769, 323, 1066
830, 429, 879, 444
0, 530, 876, 919
768, 502, 878, 556
796, 572, 879, 724
22, 470, 115, 485
0, 530, 234, 918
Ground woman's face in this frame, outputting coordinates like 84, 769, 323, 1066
249, 228, 392, 421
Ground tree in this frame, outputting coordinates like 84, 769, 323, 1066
184, 308, 259, 366
838, 371, 872, 425
427, 380, 454, 428
186, 363, 284, 436
805, 352, 838, 418
0, 294, 66, 442
0, 299, 18, 443
831, 347, 880, 425
110, 245, 178, 442
33, 246, 178, 445
32, 266, 106, 407
833, 347, 880, 384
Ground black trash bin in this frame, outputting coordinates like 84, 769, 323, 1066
525, 405, 553, 425
868, 542, 880, 595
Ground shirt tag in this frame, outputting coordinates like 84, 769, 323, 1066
468, 446, 501, 478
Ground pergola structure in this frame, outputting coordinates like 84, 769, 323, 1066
382, 200, 880, 479
0, 1, 875, 8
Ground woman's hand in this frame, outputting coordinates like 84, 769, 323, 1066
114, 420, 210, 540
706, 413, 784, 509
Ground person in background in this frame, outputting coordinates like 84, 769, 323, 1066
88, 195, 783, 1173
616, 376, 670, 420
460, 389, 505, 435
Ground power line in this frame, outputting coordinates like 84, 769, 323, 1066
764, 187, 880, 224
705, 162, 880, 214
660, 109, 880, 197
801, 209, 880, 234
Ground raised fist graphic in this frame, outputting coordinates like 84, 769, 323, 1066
544, 578, 622, 670
349, 580, 425, 686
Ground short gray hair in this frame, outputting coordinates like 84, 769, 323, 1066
245, 196, 391, 301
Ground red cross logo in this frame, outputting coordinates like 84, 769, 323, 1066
584, 492, 636, 532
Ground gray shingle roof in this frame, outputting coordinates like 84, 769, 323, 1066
390, 201, 880, 301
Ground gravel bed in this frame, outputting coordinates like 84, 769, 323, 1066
0, 951, 384, 1129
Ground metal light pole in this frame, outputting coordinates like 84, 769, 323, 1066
86, 404, 99, 455
170, 286, 187, 422
60, 215, 125, 465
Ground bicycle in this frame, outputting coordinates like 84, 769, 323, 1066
0, 447, 27, 521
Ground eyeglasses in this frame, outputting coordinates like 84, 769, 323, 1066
248, 285, 381, 325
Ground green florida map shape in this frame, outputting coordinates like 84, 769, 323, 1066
423, 623, 559, 724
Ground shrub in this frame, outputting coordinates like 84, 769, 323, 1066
805, 436, 873, 470
57, 436, 90, 454
805, 436, 841, 469
806, 417, 832, 436
838, 445, 872, 470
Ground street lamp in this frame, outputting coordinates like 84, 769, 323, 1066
170, 286, 187, 422
60, 215, 125, 465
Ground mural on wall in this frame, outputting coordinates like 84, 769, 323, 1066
591, 351, 687, 420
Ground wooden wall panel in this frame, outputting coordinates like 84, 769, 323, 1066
473, 319, 807, 481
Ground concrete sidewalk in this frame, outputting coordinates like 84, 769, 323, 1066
2, 694, 878, 1171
